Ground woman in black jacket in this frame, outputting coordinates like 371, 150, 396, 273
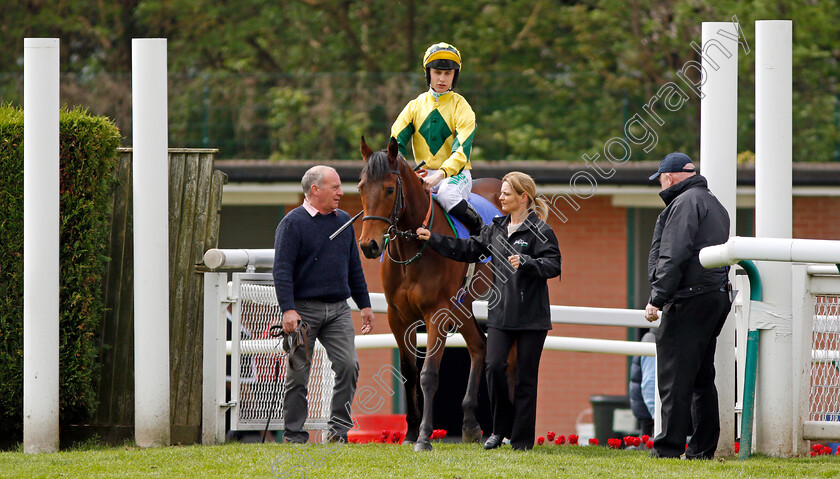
416, 171, 561, 450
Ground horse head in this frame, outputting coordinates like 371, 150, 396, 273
357, 136, 409, 259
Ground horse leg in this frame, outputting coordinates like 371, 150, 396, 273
458, 313, 486, 443
414, 326, 446, 452
400, 348, 421, 443
391, 312, 421, 443
506, 343, 518, 402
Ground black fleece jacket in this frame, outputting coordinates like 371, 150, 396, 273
426, 212, 561, 330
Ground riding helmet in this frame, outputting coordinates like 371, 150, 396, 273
423, 42, 461, 90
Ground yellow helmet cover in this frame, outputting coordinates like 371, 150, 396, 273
423, 42, 461, 70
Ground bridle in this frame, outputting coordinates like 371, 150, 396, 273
361, 160, 434, 265
362, 168, 413, 240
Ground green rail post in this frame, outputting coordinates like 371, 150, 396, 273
392, 348, 402, 413
737, 260, 762, 460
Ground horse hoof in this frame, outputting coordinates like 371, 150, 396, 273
462, 426, 482, 443
413, 441, 433, 452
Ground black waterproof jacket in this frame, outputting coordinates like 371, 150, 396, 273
427, 212, 561, 330
647, 174, 730, 308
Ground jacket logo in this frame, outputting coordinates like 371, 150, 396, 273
513, 239, 528, 248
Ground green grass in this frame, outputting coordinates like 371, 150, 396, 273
1, 441, 839, 478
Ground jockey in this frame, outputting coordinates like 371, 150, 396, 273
391, 42, 483, 236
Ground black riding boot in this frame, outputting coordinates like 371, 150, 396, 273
449, 199, 484, 236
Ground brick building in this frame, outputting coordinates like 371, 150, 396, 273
216, 159, 840, 438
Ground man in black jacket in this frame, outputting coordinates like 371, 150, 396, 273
644, 152, 732, 459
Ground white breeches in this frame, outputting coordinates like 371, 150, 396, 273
429, 169, 472, 212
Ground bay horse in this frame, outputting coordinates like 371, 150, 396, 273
356, 137, 502, 451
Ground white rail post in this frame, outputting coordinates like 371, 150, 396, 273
700, 21, 739, 456
132, 38, 171, 447
202, 272, 229, 444
791, 264, 814, 455
754, 20, 793, 456
23, 37, 60, 454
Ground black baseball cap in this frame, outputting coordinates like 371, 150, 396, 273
649, 152, 696, 181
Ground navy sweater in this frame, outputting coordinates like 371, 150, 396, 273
273, 206, 371, 312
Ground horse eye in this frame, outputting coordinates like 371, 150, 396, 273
386, 187, 395, 195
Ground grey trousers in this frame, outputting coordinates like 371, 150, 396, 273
282, 299, 359, 443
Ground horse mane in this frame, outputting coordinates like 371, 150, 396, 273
360, 150, 408, 182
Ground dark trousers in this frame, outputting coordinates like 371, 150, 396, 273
653, 291, 731, 458
282, 300, 359, 443
485, 327, 547, 449
638, 418, 654, 438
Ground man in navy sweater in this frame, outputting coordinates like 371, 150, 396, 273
273, 165, 374, 443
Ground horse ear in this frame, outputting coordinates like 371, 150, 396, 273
360, 136, 374, 162
387, 137, 399, 162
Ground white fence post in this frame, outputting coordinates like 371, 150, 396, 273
132, 38, 171, 447
202, 272, 229, 444
700, 20, 739, 456
754, 20, 793, 457
791, 264, 813, 455
23, 37, 60, 454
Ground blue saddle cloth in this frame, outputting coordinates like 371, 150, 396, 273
440, 193, 503, 239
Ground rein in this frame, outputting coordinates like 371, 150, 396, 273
384, 197, 433, 265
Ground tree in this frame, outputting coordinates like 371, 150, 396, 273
0, 0, 837, 161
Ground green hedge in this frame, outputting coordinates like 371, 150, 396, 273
0, 105, 119, 444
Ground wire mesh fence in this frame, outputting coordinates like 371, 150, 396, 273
810, 295, 840, 422
233, 283, 334, 431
